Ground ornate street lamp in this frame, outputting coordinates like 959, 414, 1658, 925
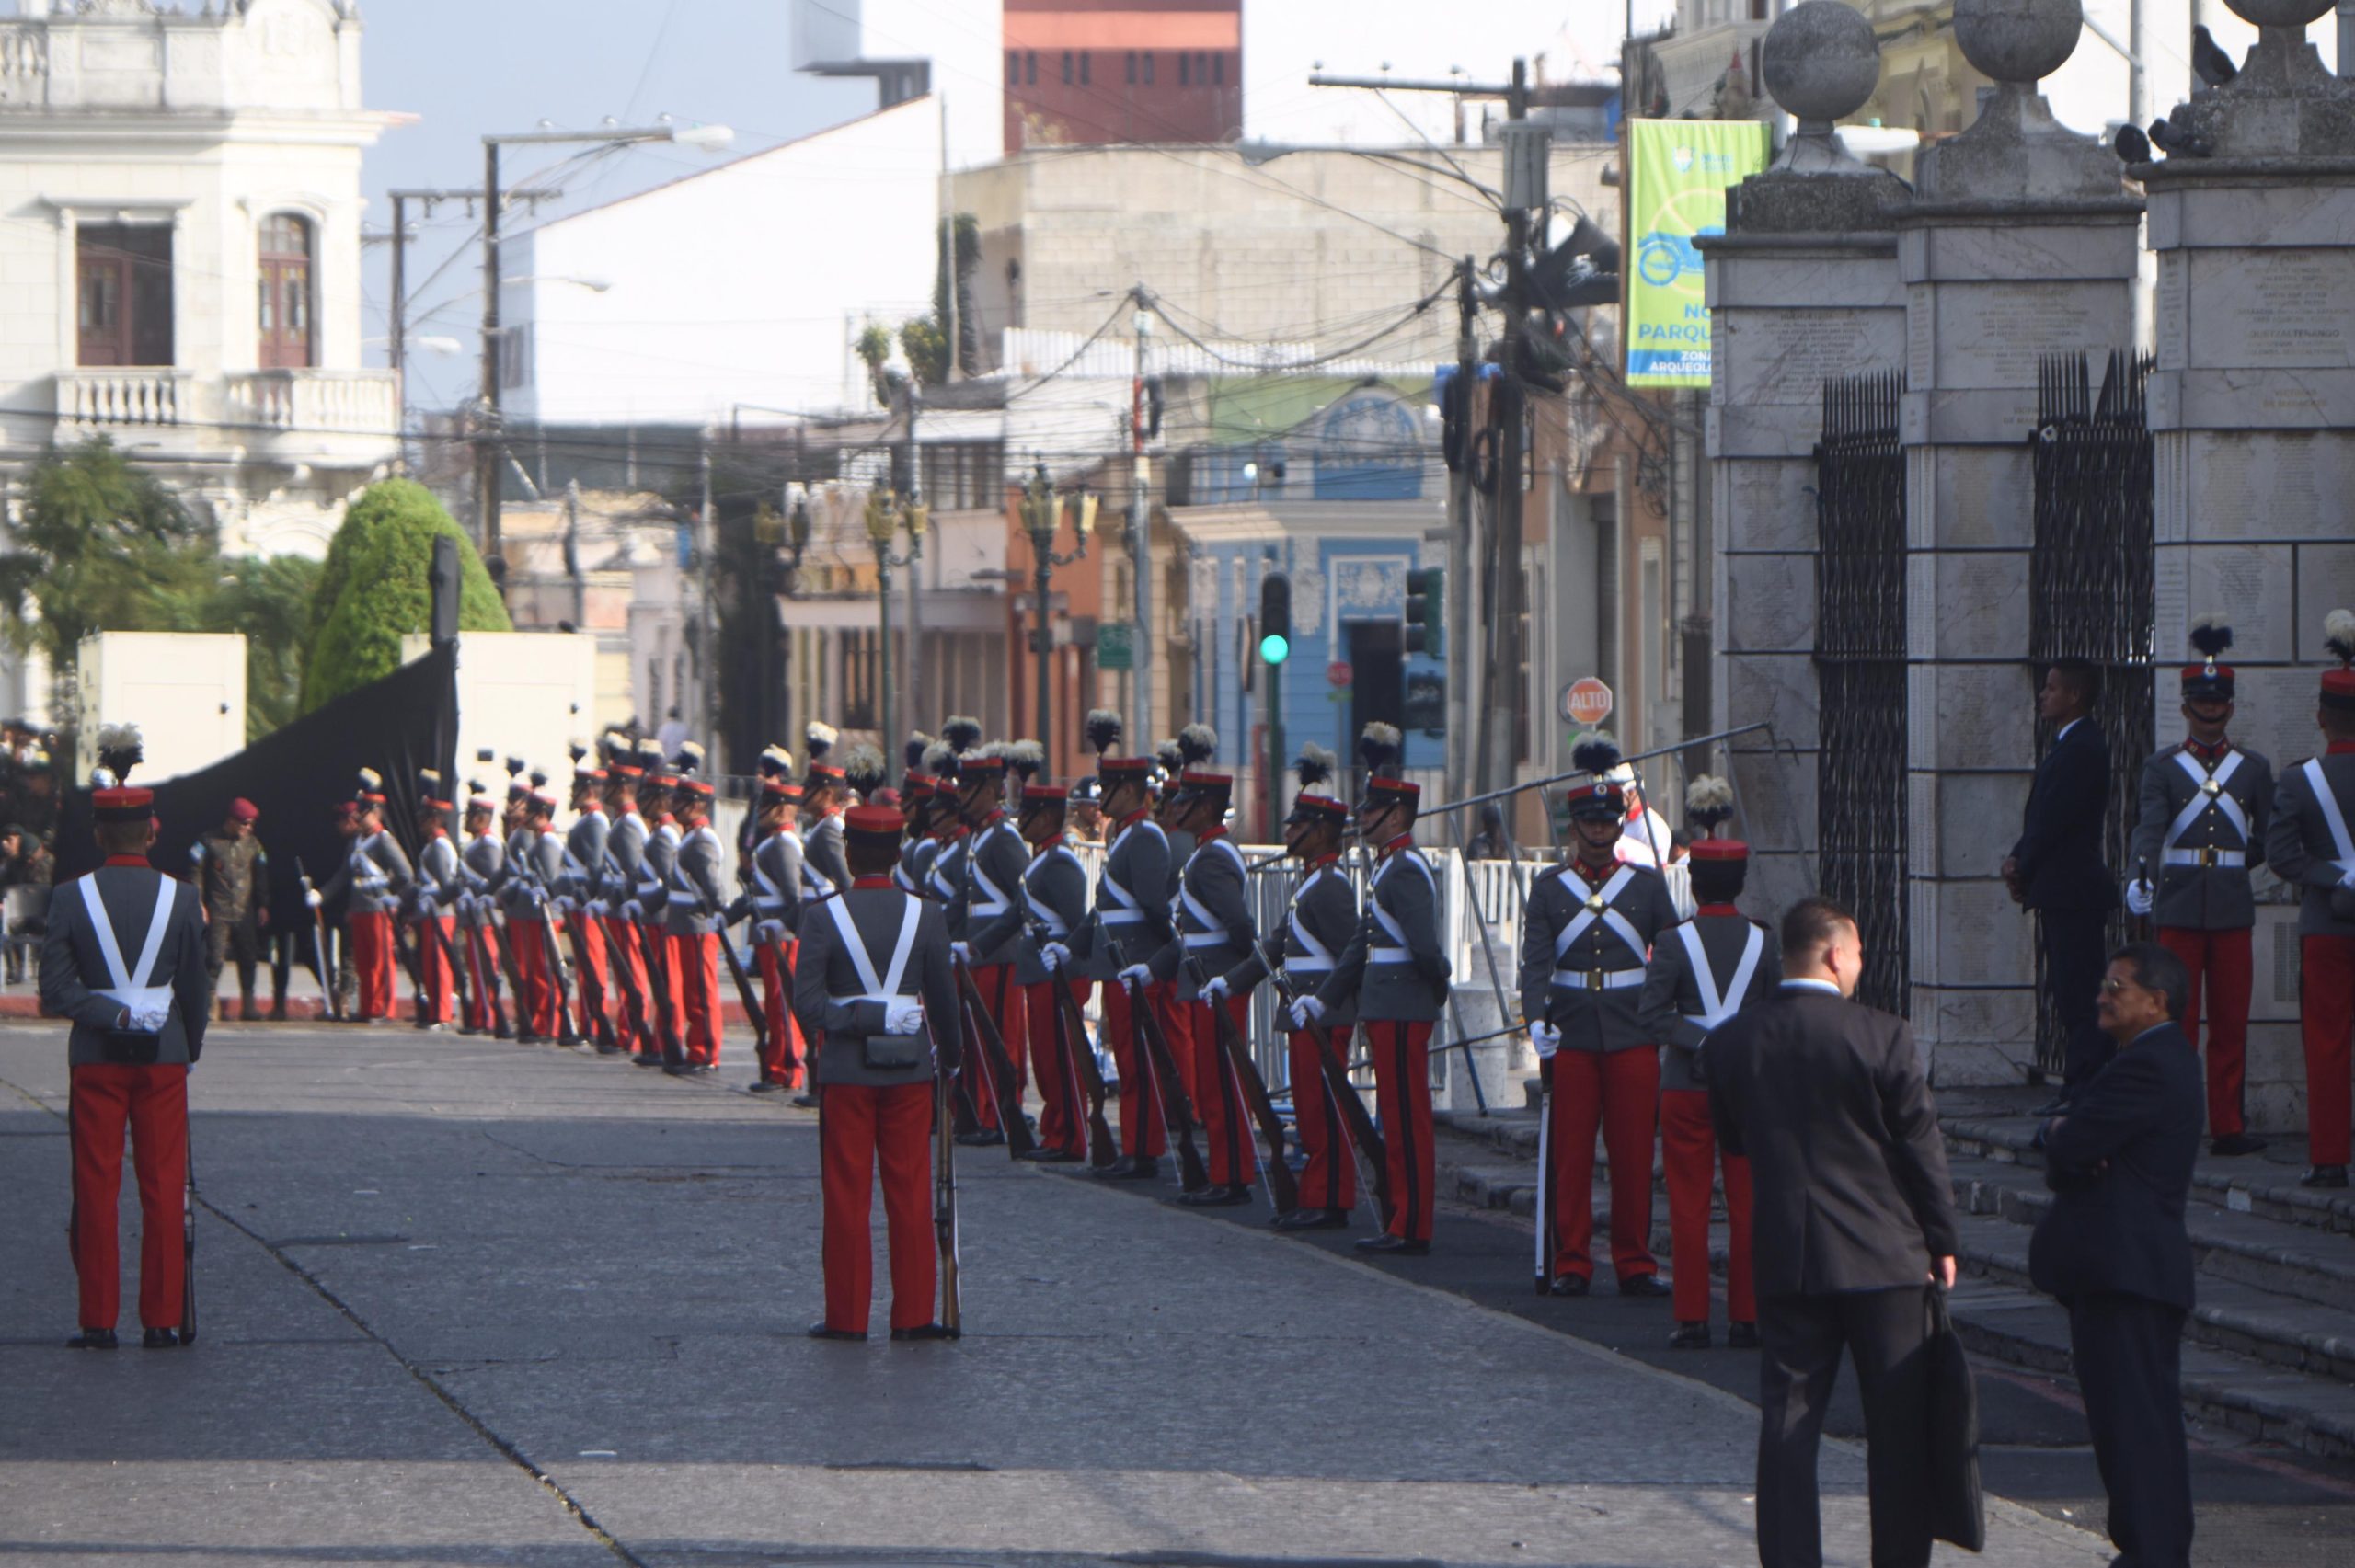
863, 485, 927, 750
1018, 458, 1097, 761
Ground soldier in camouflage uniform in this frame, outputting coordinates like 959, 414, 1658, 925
190, 798, 270, 1020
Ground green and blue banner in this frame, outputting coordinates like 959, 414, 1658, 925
1624, 119, 1770, 387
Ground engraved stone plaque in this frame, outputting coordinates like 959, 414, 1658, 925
1933, 283, 2113, 390
2188, 248, 2355, 371
1721, 308, 1902, 406
2187, 430, 2355, 541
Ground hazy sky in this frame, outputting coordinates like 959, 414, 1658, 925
355, 0, 1670, 412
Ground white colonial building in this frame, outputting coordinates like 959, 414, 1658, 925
0, 0, 398, 559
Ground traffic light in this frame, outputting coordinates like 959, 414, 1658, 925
1404, 567, 1443, 658
1258, 572, 1292, 665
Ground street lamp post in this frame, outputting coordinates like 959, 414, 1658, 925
1018, 460, 1097, 763
863, 486, 927, 755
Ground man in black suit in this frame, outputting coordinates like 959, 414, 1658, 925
1706, 896, 1959, 1568
2005, 658, 2120, 1108
2030, 941, 2202, 1568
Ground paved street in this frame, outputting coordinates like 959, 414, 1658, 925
0, 1023, 2157, 1566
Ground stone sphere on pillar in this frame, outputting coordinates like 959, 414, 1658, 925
1953, 0, 2082, 86
2222, 0, 2331, 28
1762, 1, 1882, 130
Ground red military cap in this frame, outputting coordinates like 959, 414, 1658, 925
760, 776, 803, 804
1021, 782, 1068, 807
1365, 775, 1421, 804
959, 752, 1007, 776
676, 776, 714, 798
1689, 839, 1750, 862
844, 804, 902, 844
1101, 755, 1155, 778
94, 785, 155, 823
228, 797, 258, 823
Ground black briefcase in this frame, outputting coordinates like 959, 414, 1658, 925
1925, 1284, 1986, 1551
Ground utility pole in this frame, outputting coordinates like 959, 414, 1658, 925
477, 139, 504, 580
1450, 257, 1477, 800
1129, 292, 1154, 747
1485, 59, 1534, 802
940, 91, 958, 383
902, 387, 924, 744
698, 435, 718, 762
389, 185, 557, 477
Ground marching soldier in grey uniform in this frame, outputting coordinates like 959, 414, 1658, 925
2266, 612, 2355, 1188
458, 784, 508, 1036
664, 768, 728, 1074
409, 775, 464, 1030
738, 773, 808, 1092
794, 804, 964, 1342
1015, 777, 1090, 1162
2127, 620, 2274, 1156
561, 754, 615, 1052
1638, 775, 1777, 1347
599, 752, 654, 1059
1216, 744, 1359, 1230
1293, 725, 1451, 1253
515, 788, 570, 1043
1051, 749, 1176, 1178
951, 745, 1032, 1142
329, 773, 412, 1024
1130, 759, 1258, 1206
1522, 738, 1679, 1296
630, 752, 679, 1064
801, 722, 854, 894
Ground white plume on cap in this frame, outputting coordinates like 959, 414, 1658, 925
2327, 609, 2355, 668
1685, 775, 1733, 815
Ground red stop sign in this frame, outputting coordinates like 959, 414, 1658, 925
1562, 677, 1614, 727
1327, 660, 1354, 689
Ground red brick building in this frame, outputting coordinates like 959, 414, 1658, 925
1003, 0, 1242, 151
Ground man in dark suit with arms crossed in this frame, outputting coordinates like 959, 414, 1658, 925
2030, 941, 2202, 1568
2005, 658, 2120, 1107
1706, 896, 1959, 1568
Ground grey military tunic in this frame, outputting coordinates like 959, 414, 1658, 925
414, 831, 463, 919
802, 812, 851, 895
43, 864, 212, 1067
636, 819, 676, 926
498, 824, 535, 922
1071, 815, 1175, 981
561, 806, 611, 913
927, 830, 970, 938
2128, 740, 2273, 931
1637, 908, 1779, 1091
1222, 857, 1358, 1028
1520, 859, 1679, 1051
747, 827, 806, 940
1015, 836, 1089, 986
341, 830, 413, 918
1315, 840, 1450, 1023
460, 830, 504, 931
2267, 749, 2355, 937
897, 833, 938, 898
664, 821, 727, 937
602, 810, 649, 914
959, 816, 1032, 967
792, 882, 965, 1086
1145, 829, 1256, 1001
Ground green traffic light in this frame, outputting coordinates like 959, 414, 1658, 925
1259, 632, 1290, 665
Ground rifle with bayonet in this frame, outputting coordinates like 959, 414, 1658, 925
1253, 936, 1391, 1230
950, 959, 1039, 1159
1104, 934, 1211, 1193
295, 857, 342, 1022
933, 1030, 962, 1336
1184, 952, 1300, 1215
1027, 916, 1116, 1168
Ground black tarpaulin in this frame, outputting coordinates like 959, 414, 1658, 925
54, 642, 457, 928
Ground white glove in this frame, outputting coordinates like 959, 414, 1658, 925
1200, 975, 1229, 1003
2338, 867, 2355, 891
304, 888, 323, 909
585, 898, 608, 920
883, 998, 925, 1035
950, 940, 971, 965
622, 899, 643, 922
2125, 879, 2154, 916
1116, 962, 1154, 990
1041, 942, 1071, 973
552, 895, 575, 917
130, 1001, 171, 1033
753, 919, 785, 945
1289, 995, 1325, 1029
1529, 1023, 1561, 1060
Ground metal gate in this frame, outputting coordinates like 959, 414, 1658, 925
2028, 351, 2155, 1076
1813, 372, 1909, 1015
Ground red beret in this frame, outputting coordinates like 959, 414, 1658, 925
228, 797, 258, 822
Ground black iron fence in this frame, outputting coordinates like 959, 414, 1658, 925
1813, 371, 1909, 1015
2028, 350, 2156, 1077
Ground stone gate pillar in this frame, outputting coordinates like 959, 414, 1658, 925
1900, 0, 2142, 1082
2142, 0, 2355, 1131
1705, 2, 1909, 918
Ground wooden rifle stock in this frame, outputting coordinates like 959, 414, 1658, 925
1185, 955, 1300, 1214
934, 1060, 962, 1336
1106, 936, 1210, 1192
1256, 938, 1390, 1229
1028, 920, 1117, 1167
952, 960, 1039, 1158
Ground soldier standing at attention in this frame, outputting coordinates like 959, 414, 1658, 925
1523, 738, 1679, 1297
631, 751, 680, 1064
600, 751, 654, 1059
2127, 619, 2274, 1157
1015, 777, 1089, 1162
190, 797, 269, 1021
1212, 744, 1360, 1229
332, 773, 412, 1024
801, 724, 853, 895
949, 743, 1032, 1138
458, 784, 508, 1037
47, 736, 211, 1348
2266, 611, 2355, 1188
561, 751, 615, 1052
795, 804, 963, 1343
409, 775, 463, 1031
1132, 758, 1258, 1206
1638, 776, 1777, 1348
1293, 725, 1452, 1253
741, 773, 807, 1093
664, 764, 728, 1075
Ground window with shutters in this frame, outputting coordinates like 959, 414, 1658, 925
258, 213, 316, 370
76, 223, 174, 367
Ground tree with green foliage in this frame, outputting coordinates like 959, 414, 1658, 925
301, 479, 509, 713
901, 212, 980, 389
0, 437, 217, 715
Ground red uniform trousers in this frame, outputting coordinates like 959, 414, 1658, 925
1288, 1026, 1358, 1213
959, 962, 1024, 1130
1549, 1047, 1661, 1283
818, 1081, 936, 1334
670, 931, 721, 1067
68, 1063, 189, 1332
1104, 979, 1166, 1159
638, 919, 676, 1058
1024, 978, 1092, 1157
508, 918, 557, 1037
1151, 979, 1195, 1153
1660, 1087, 1755, 1324
568, 912, 613, 1043
1189, 993, 1259, 1188
1366, 1019, 1434, 1242
2157, 925, 2253, 1138
348, 910, 396, 1020
2302, 934, 2355, 1165
413, 913, 455, 1024
756, 939, 806, 1086
461, 921, 503, 1032
604, 916, 654, 1053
